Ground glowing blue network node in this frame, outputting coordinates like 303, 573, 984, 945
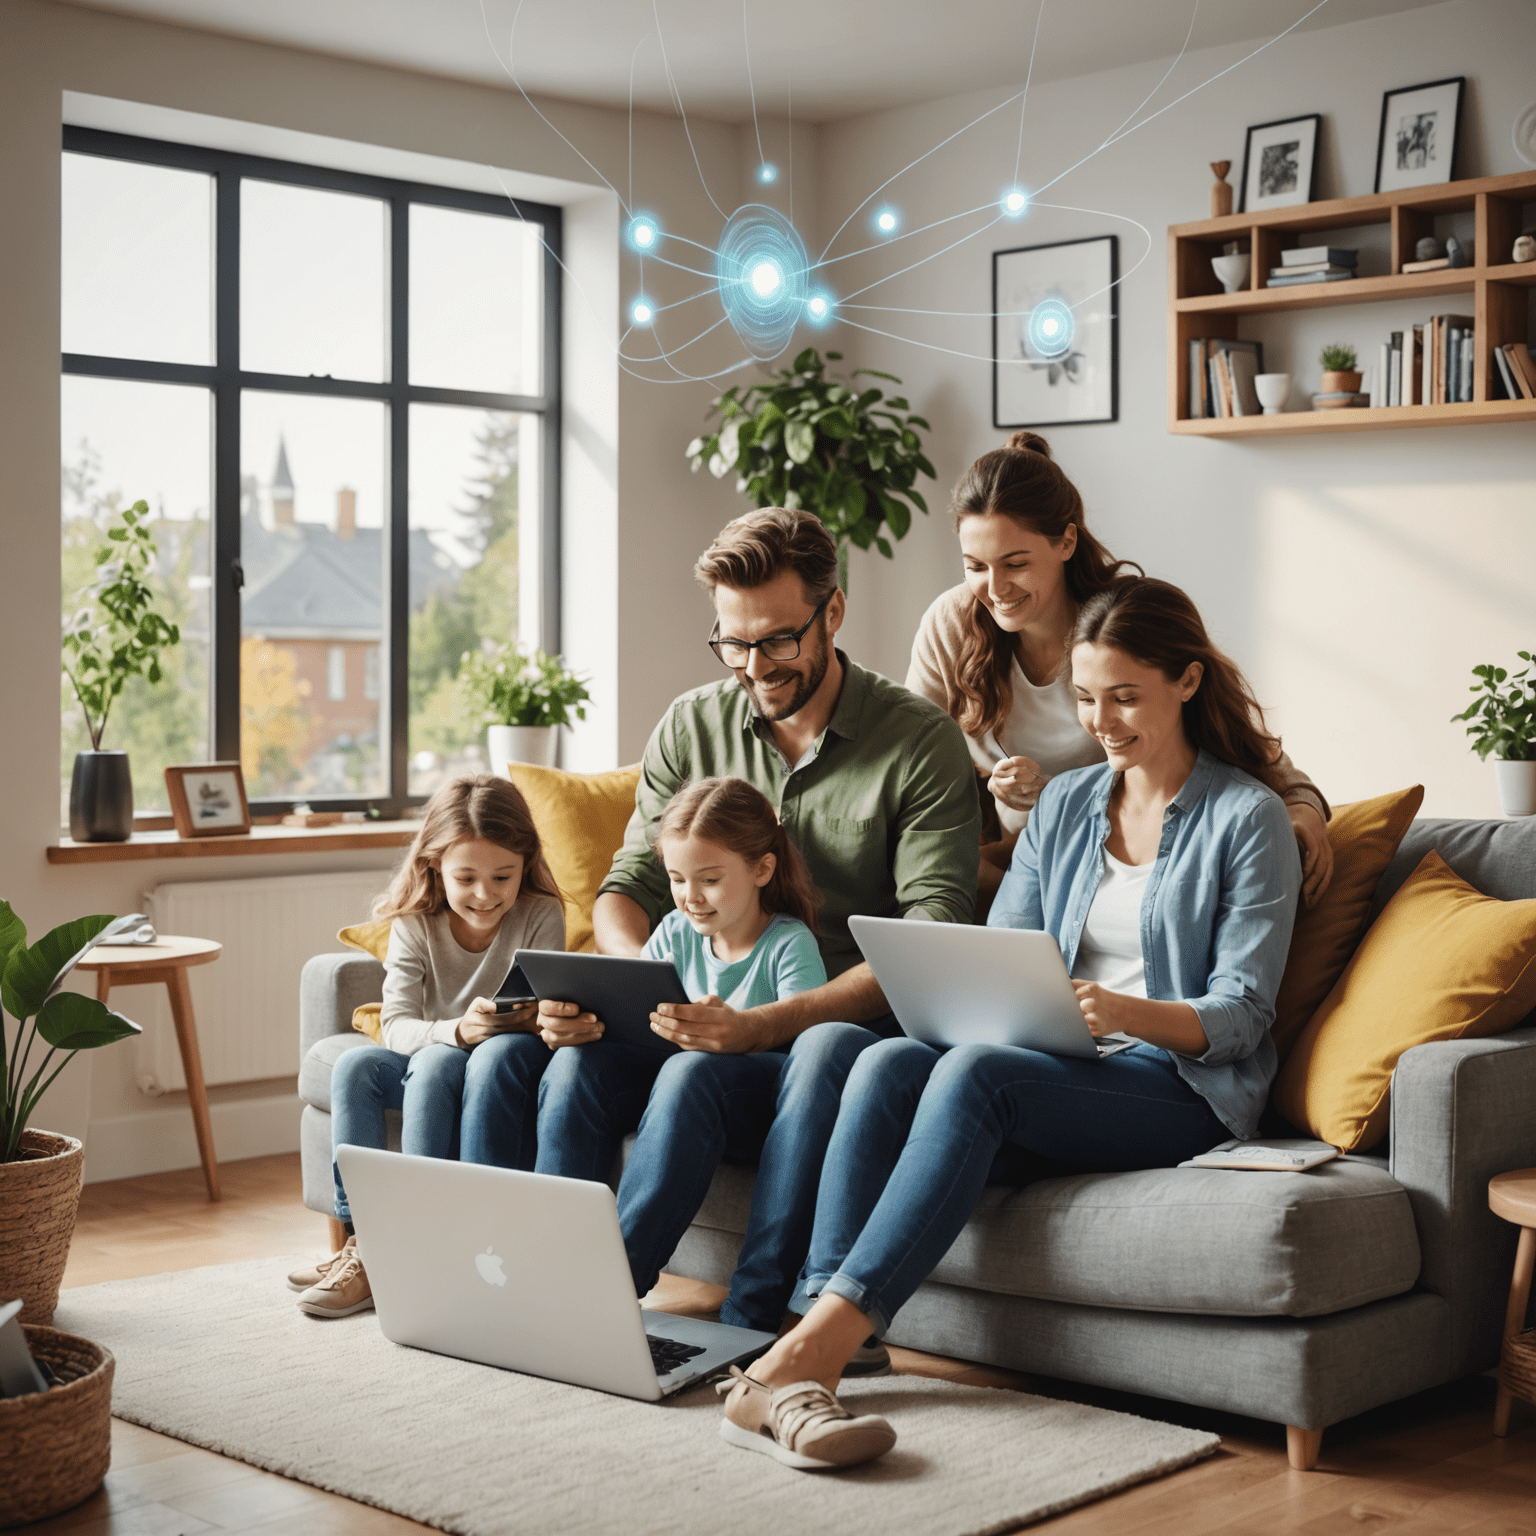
626, 215, 661, 252
715, 203, 810, 360
805, 289, 836, 327
1001, 188, 1030, 217
1027, 299, 1074, 358
757, 163, 778, 184
874, 207, 900, 235
631, 297, 655, 326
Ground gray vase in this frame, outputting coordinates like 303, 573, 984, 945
69, 750, 134, 841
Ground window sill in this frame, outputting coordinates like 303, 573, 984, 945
47, 820, 419, 864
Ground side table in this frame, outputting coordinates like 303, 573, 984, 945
1489, 1168, 1536, 1435
76, 937, 223, 1202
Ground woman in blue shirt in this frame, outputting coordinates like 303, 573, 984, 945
716, 577, 1305, 1472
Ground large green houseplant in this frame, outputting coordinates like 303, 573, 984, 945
1, 904, 140, 1323
686, 347, 936, 586
61, 499, 181, 841
1453, 651, 1536, 816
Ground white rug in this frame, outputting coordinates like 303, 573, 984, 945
56, 1261, 1218, 1536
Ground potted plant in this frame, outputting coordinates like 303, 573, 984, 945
457, 643, 591, 773
1453, 653, 1536, 816
686, 347, 936, 588
1, 905, 140, 1324
60, 500, 180, 842
1319, 343, 1362, 396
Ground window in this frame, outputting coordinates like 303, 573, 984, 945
60, 127, 561, 820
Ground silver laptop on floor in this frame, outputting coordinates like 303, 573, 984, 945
849, 914, 1134, 1059
336, 1146, 776, 1401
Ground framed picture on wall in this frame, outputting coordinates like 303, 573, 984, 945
992, 235, 1118, 430
1238, 113, 1321, 213
164, 762, 252, 838
1374, 77, 1463, 192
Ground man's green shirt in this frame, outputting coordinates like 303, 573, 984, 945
600, 654, 981, 978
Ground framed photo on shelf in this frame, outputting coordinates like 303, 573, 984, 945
164, 762, 252, 838
1375, 77, 1463, 193
993, 235, 1118, 430
1238, 114, 1321, 213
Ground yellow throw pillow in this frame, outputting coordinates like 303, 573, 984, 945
1270, 785, 1424, 1063
1274, 850, 1536, 1152
338, 919, 391, 1042
504, 762, 643, 953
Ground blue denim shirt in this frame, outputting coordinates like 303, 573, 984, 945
989, 749, 1302, 1138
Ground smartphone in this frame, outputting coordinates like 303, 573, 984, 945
493, 995, 538, 1015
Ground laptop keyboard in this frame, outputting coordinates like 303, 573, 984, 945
647, 1333, 707, 1376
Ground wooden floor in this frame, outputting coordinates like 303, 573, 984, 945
27, 1152, 1536, 1534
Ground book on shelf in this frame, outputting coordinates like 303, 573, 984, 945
1402, 256, 1452, 273
1492, 344, 1520, 400
1272, 260, 1355, 277
1388, 331, 1403, 407
1187, 337, 1263, 419
1280, 247, 1357, 269
1266, 269, 1357, 287
1505, 342, 1536, 400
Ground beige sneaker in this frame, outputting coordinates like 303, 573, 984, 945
717, 1366, 896, 1470
286, 1245, 348, 1292
296, 1238, 373, 1318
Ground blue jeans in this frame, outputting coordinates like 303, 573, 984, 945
536, 1021, 881, 1331
330, 1033, 551, 1222
798, 1039, 1228, 1334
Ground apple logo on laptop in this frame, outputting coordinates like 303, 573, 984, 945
475, 1246, 506, 1287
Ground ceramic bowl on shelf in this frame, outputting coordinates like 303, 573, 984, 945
1254, 373, 1291, 415
1211, 253, 1250, 293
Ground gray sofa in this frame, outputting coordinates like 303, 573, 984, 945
298, 817, 1536, 1468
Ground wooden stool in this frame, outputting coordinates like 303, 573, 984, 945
1489, 1168, 1536, 1435
76, 937, 223, 1202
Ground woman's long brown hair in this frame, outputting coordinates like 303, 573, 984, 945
1072, 577, 1285, 794
654, 777, 821, 935
375, 774, 561, 920
949, 430, 1140, 741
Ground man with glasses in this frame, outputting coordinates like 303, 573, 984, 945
534, 507, 979, 1346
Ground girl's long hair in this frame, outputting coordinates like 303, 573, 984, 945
949, 430, 1141, 741
375, 774, 561, 920
653, 777, 821, 935
1072, 577, 1285, 794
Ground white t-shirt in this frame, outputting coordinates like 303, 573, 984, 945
1070, 849, 1151, 998
905, 583, 1104, 835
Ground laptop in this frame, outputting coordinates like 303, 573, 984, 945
848, 914, 1135, 1059
513, 949, 691, 1055
336, 1145, 776, 1400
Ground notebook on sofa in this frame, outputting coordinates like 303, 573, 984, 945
1182, 1139, 1341, 1172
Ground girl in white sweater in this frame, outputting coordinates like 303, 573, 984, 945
292, 774, 565, 1317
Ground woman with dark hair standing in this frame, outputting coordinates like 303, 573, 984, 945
716, 578, 1304, 1470
906, 430, 1333, 905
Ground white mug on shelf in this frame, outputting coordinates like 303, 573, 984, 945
1254, 373, 1291, 415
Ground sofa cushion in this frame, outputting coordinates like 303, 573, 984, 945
678, 1153, 1420, 1318
1275, 850, 1536, 1152
299, 1032, 379, 1113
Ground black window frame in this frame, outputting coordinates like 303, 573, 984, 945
61, 125, 563, 818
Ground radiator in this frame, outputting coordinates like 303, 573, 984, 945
132, 870, 387, 1095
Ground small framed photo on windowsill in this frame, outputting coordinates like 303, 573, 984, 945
1239, 114, 1321, 213
1374, 77, 1463, 193
164, 762, 252, 839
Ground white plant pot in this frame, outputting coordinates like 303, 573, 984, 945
1494, 759, 1536, 817
487, 724, 559, 776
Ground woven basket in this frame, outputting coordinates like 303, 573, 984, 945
1500, 1327, 1536, 1409
0, 1325, 114, 1528
0, 1129, 85, 1326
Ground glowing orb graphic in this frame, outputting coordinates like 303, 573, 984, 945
631, 298, 655, 326
757, 163, 778, 183
1027, 299, 1074, 358
875, 207, 900, 235
716, 204, 810, 359
626, 215, 660, 252
805, 289, 835, 326
1001, 188, 1029, 217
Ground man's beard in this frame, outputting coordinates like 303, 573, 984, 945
741, 628, 830, 723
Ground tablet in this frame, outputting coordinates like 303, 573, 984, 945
513, 950, 690, 1055
493, 961, 538, 1014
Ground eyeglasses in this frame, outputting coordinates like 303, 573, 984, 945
708, 597, 829, 668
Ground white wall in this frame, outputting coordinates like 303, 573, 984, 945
821, 0, 1536, 820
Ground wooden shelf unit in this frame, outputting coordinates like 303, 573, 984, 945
1168, 168, 1536, 436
